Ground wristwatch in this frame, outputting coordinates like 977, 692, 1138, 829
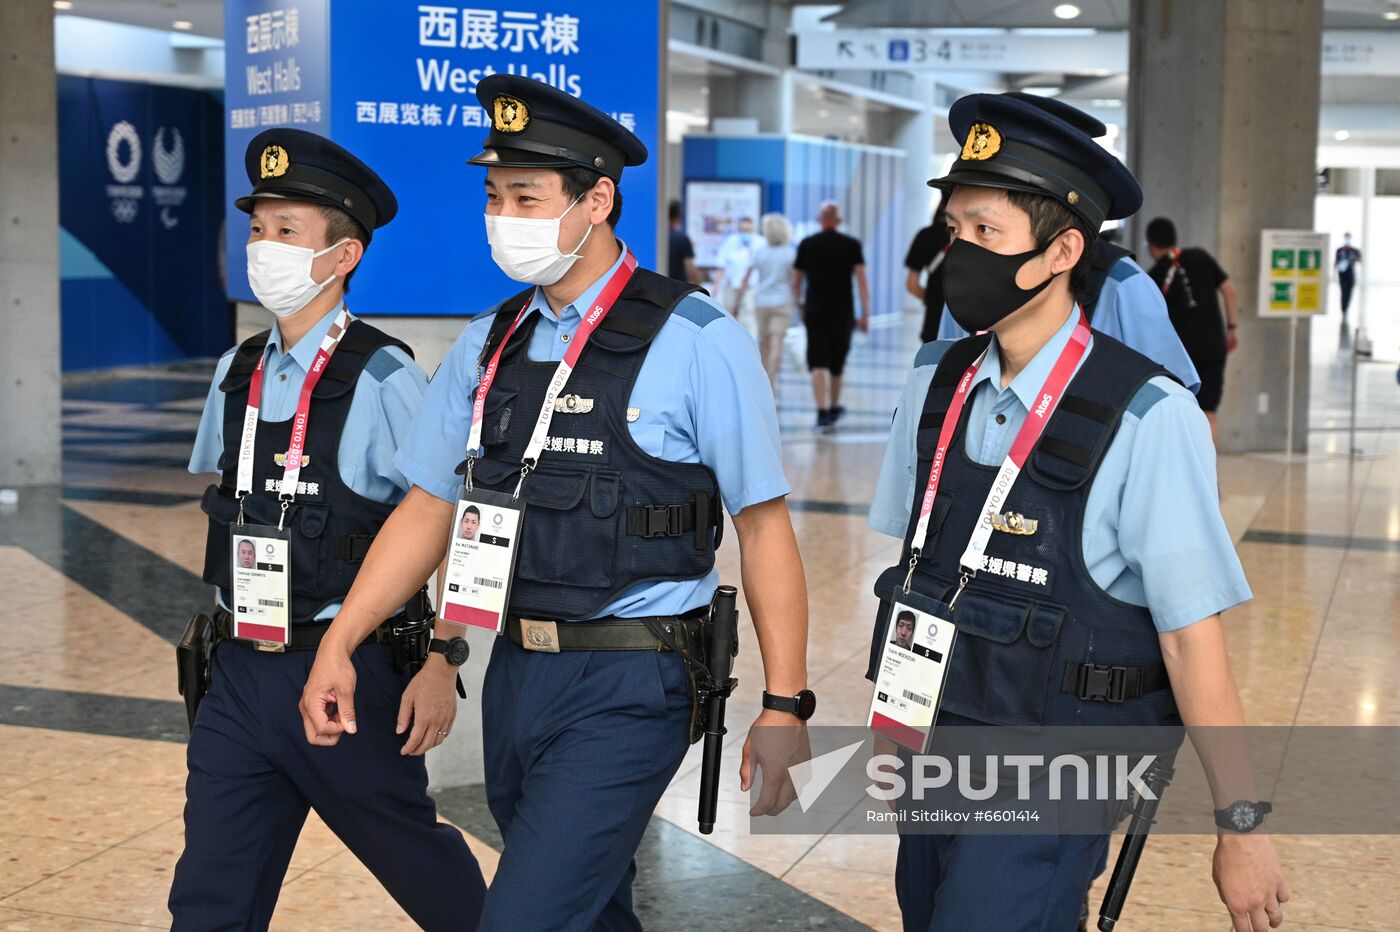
1214, 800, 1272, 833
429, 637, 470, 667
762, 689, 817, 721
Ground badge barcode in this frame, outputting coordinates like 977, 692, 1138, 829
257, 598, 284, 608
902, 689, 932, 708
473, 577, 504, 590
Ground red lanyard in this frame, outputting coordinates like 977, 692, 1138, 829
236, 307, 351, 525
904, 309, 1092, 593
466, 250, 638, 487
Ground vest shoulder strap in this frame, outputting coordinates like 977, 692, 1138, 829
918, 333, 992, 432
219, 330, 273, 393
595, 267, 702, 347
1079, 241, 1134, 319
312, 319, 412, 400
478, 287, 537, 368
1027, 332, 1170, 490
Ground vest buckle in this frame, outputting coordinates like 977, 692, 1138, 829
1074, 663, 1130, 703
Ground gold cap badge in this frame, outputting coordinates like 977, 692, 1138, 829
1067, 191, 1081, 205
493, 95, 530, 133
960, 122, 1003, 161
260, 144, 290, 179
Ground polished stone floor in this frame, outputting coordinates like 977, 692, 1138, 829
2, 291, 1398, 930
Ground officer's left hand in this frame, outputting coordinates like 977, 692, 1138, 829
857, 314, 871, 334
397, 654, 458, 756
1213, 833, 1290, 930
740, 709, 812, 817
1226, 328, 1240, 353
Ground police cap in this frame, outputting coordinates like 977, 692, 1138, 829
929, 93, 1141, 229
468, 74, 646, 182
234, 128, 397, 240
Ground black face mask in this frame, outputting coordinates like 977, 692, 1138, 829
943, 237, 1060, 333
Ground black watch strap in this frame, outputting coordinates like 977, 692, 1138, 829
429, 637, 470, 667
762, 689, 816, 721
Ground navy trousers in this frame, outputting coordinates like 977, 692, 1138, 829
478, 638, 694, 932
894, 830, 1110, 931
169, 640, 486, 931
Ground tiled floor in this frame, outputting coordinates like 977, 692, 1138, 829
2, 287, 1398, 930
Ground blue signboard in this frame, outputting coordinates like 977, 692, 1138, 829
58, 75, 227, 371
223, 0, 331, 304
225, 0, 662, 316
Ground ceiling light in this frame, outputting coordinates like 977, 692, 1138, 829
1335, 130, 1351, 141
1386, 11, 1400, 21
1053, 3, 1082, 19
172, 20, 193, 30
53, 1, 73, 9
818, 108, 830, 119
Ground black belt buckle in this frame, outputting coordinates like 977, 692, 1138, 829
1076, 663, 1129, 703
641, 504, 686, 538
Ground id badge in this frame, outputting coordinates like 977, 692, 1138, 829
439, 488, 524, 635
229, 524, 290, 650
868, 588, 957, 752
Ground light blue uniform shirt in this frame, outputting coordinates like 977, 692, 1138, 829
190, 306, 429, 619
937, 256, 1201, 395
871, 310, 1251, 633
394, 245, 789, 620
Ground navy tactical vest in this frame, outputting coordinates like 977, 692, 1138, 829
868, 332, 1179, 729
457, 268, 723, 621
202, 320, 411, 624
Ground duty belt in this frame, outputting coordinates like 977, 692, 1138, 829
213, 609, 398, 652
506, 610, 707, 654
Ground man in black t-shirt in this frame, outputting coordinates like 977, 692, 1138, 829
667, 199, 700, 284
905, 206, 951, 343
793, 201, 870, 430
1145, 217, 1239, 443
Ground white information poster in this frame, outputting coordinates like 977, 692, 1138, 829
1258, 229, 1331, 318
685, 180, 763, 268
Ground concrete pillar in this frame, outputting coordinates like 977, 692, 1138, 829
0, 0, 62, 486
891, 74, 938, 313
1129, 0, 1323, 453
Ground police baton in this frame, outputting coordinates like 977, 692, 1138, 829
1098, 755, 1175, 931
697, 585, 739, 835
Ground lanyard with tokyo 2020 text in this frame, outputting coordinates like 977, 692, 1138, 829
229, 306, 351, 649
463, 249, 638, 497
442, 252, 638, 637
902, 308, 1092, 600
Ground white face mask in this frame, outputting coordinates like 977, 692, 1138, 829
483, 194, 592, 285
246, 239, 348, 318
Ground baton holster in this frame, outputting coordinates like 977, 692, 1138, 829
176, 612, 218, 731
640, 612, 712, 744
388, 589, 467, 699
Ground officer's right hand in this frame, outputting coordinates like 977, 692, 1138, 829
300, 645, 358, 745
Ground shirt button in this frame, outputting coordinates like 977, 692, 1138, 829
995, 413, 1006, 425
278, 373, 288, 382
561, 333, 571, 344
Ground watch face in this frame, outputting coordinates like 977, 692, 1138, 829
446, 638, 470, 666
1229, 802, 1256, 831
795, 690, 817, 721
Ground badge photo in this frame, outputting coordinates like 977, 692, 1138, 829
868, 587, 957, 752
439, 489, 524, 634
229, 523, 291, 649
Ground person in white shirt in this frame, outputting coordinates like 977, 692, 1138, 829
739, 213, 798, 388
716, 216, 763, 322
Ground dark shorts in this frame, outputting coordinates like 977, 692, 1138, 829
1195, 359, 1225, 412
806, 315, 855, 376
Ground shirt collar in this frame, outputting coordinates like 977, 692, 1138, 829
526, 239, 629, 322
972, 307, 1084, 411
267, 304, 345, 372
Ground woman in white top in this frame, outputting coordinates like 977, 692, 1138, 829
739, 213, 797, 389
